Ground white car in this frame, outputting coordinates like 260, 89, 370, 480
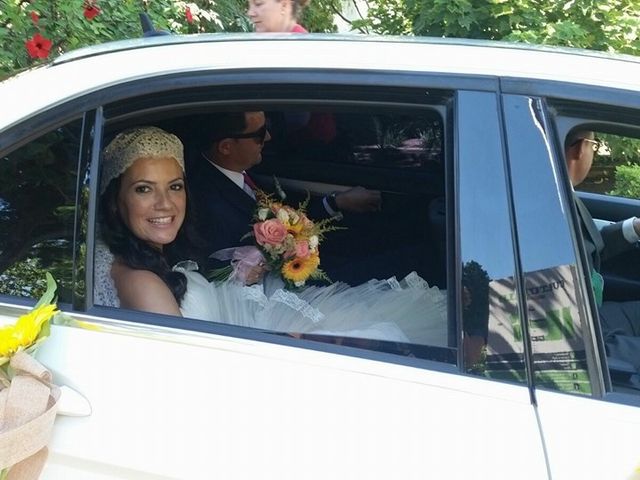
2, 34, 640, 479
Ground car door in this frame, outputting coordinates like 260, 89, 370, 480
2, 66, 550, 479
500, 89, 640, 480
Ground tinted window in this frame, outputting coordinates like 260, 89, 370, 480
0, 120, 82, 301
100, 103, 454, 365
503, 95, 595, 395
576, 132, 640, 200
456, 91, 527, 382
263, 110, 443, 170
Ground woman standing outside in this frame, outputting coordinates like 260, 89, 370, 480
247, 0, 310, 33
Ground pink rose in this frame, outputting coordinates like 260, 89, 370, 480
294, 240, 310, 258
254, 219, 287, 246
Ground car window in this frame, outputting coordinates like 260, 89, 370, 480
94, 87, 565, 385
0, 119, 83, 302
576, 132, 640, 200
95, 101, 456, 366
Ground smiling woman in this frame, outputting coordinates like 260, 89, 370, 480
115, 156, 186, 251
96, 127, 193, 315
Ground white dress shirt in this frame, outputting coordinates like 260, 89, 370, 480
204, 154, 255, 199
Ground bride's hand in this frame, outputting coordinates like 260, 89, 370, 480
245, 262, 268, 285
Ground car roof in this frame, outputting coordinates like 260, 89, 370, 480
2, 34, 640, 133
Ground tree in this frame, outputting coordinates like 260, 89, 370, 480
345, 0, 640, 55
0, 0, 250, 79
0, 0, 340, 80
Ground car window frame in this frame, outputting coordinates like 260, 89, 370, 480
78, 75, 468, 373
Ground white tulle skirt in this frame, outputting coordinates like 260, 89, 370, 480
178, 267, 448, 347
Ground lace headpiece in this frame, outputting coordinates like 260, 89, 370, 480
100, 126, 184, 194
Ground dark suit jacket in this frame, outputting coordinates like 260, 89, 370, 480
188, 158, 331, 269
575, 195, 634, 271
188, 159, 256, 267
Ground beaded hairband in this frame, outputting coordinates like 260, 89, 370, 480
100, 126, 184, 194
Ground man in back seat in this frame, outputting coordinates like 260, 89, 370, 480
187, 111, 381, 276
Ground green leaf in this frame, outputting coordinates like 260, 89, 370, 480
34, 272, 57, 308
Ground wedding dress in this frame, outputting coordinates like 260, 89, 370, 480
94, 242, 448, 346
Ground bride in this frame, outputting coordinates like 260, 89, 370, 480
95, 126, 448, 347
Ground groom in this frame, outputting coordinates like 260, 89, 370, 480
187, 111, 382, 272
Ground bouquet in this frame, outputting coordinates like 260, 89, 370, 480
211, 186, 340, 289
0, 273, 62, 480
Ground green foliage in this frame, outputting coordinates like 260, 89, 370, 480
0, 0, 341, 78
3, 0, 640, 78
582, 133, 640, 197
0, 256, 51, 298
302, 2, 338, 33
0, 0, 251, 78
598, 133, 640, 165
611, 164, 640, 198
349, 0, 640, 56
351, 0, 416, 34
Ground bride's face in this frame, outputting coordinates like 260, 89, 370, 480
117, 156, 186, 251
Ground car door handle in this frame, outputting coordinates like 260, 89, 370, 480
57, 385, 92, 417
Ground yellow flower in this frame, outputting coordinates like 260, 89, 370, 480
286, 221, 304, 236
0, 304, 57, 358
0, 325, 21, 360
281, 253, 320, 284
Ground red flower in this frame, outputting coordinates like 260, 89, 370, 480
83, 5, 101, 21
25, 33, 52, 59
185, 6, 194, 24
30, 11, 39, 25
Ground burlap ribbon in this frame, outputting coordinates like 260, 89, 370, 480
0, 351, 60, 480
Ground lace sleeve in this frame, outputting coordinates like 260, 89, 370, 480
94, 241, 120, 307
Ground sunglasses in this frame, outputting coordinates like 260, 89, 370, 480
217, 124, 268, 144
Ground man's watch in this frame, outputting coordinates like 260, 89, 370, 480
326, 191, 340, 212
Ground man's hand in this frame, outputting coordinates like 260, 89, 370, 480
633, 217, 640, 237
335, 186, 382, 213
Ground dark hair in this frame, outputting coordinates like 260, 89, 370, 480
194, 112, 249, 151
99, 175, 193, 306
565, 129, 593, 151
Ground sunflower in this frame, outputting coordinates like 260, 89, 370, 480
0, 303, 57, 358
286, 221, 304, 236
281, 253, 320, 284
